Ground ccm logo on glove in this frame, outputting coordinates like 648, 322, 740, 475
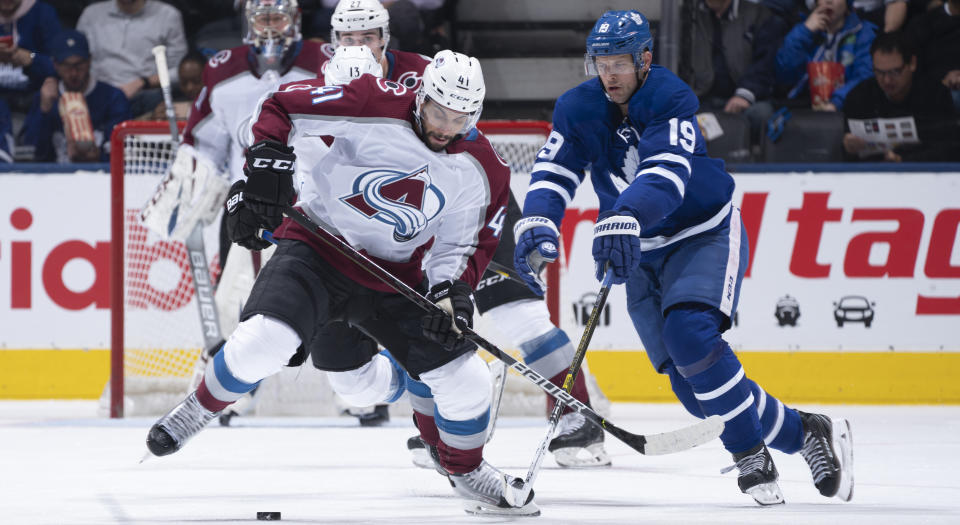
251, 158, 293, 170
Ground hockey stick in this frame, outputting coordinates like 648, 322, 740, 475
152, 45, 225, 387
484, 360, 508, 444
521, 267, 612, 498
280, 205, 724, 455
484, 260, 527, 286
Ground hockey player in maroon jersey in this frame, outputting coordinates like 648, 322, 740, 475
145, 50, 539, 517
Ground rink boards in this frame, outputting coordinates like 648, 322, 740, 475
1, 168, 959, 402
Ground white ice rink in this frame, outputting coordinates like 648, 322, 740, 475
3, 401, 958, 524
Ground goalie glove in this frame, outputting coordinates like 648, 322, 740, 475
141, 145, 230, 241
421, 280, 474, 349
243, 140, 296, 230
225, 180, 273, 251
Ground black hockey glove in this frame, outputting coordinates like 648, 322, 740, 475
225, 180, 272, 251
242, 140, 296, 230
421, 280, 474, 349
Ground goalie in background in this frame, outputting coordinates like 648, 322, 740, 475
21, 29, 131, 163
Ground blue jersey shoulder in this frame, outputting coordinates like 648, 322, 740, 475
627, 65, 700, 125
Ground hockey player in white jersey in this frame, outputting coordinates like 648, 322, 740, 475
514, 10, 853, 506
146, 50, 538, 517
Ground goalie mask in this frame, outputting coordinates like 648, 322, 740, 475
244, 0, 302, 72
324, 45, 382, 86
330, 0, 390, 60
414, 50, 485, 146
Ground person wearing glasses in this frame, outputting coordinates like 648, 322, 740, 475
842, 30, 959, 161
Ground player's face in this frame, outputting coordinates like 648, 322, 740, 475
178, 60, 204, 101
596, 54, 639, 105
55, 56, 90, 92
252, 11, 293, 39
337, 30, 385, 61
873, 50, 915, 103
419, 98, 472, 151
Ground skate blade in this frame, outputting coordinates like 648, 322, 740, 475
409, 448, 433, 470
462, 500, 540, 517
832, 418, 854, 502
745, 481, 785, 506
139, 449, 154, 464
552, 443, 612, 468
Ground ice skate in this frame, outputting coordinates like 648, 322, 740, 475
146, 392, 218, 457
798, 411, 854, 501
448, 460, 539, 516
548, 411, 611, 467
723, 442, 784, 506
349, 404, 390, 427
407, 435, 447, 476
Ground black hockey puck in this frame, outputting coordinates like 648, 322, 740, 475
257, 511, 281, 520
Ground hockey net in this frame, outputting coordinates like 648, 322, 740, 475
106, 120, 606, 419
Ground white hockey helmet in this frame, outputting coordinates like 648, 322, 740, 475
330, 0, 390, 53
324, 45, 382, 86
416, 50, 486, 135
244, 0, 302, 63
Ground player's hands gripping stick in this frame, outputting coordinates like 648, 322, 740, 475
592, 211, 641, 284
243, 140, 296, 229
422, 280, 474, 348
512, 216, 560, 296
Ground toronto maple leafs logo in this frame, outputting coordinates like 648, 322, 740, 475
341, 166, 445, 242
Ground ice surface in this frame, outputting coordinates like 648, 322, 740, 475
2, 401, 958, 524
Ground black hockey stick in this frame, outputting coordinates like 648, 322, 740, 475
521, 266, 613, 498
280, 206, 724, 455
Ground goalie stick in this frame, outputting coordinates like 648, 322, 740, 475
151, 45, 225, 380
278, 206, 724, 456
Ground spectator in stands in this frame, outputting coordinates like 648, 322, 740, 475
0, 97, 13, 162
685, 0, 789, 142
842, 31, 958, 160
45, 0, 97, 28
143, 50, 204, 121
20, 29, 131, 163
905, 0, 960, 111
77, 0, 187, 117
0, 0, 61, 108
776, 0, 877, 110
843, 0, 910, 31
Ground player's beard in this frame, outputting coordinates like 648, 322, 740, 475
423, 130, 454, 152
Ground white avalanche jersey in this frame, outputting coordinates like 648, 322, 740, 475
181, 42, 328, 183
251, 75, 511, 292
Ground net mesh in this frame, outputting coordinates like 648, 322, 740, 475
108, 121, 608, 419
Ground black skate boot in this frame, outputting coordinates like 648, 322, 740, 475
723, 442, 784, 505
448, 460, 539, 516
146, 392, 218, 457
798, 411, 854, 501
548, 411, 611, 467
406, 435, 447, 476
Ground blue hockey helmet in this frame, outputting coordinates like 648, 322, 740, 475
585, 10, 653, 76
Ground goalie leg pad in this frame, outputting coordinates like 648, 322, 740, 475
327, 350, 407, 407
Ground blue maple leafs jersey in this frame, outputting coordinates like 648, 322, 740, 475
522, 65, 735, 253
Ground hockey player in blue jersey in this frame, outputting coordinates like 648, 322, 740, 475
513, 10, 854, 506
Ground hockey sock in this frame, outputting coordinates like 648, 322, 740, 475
546, 370, 591, 416
663, 305, 762, 454
413, 412, 440, 447
750, 381, 804, 453
195, 349, 260, 413
665, 363, 705, 418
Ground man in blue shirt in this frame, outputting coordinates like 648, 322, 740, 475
515, 10, 854, 506
21, 29, 131, 163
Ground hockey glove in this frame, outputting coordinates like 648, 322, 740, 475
225, 180, 273, 251
242, 140, 296, 230
592, 211, 642, 284
512, 216, 559, 296
421, 280, 474, 349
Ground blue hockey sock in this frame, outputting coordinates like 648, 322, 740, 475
750, 381, 804, 453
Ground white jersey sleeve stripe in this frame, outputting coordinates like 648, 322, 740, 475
643, 152, 691, 175
638, 166, 686, 197
532, 161, 582, 187
528, 180, 572, 205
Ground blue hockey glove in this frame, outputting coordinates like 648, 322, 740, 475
592, 211, 641, 284
512, 216, 560, 296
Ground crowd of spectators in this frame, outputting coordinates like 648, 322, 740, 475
0, 0, 957, 165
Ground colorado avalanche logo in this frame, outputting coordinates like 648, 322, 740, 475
341, 166, 445, 242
